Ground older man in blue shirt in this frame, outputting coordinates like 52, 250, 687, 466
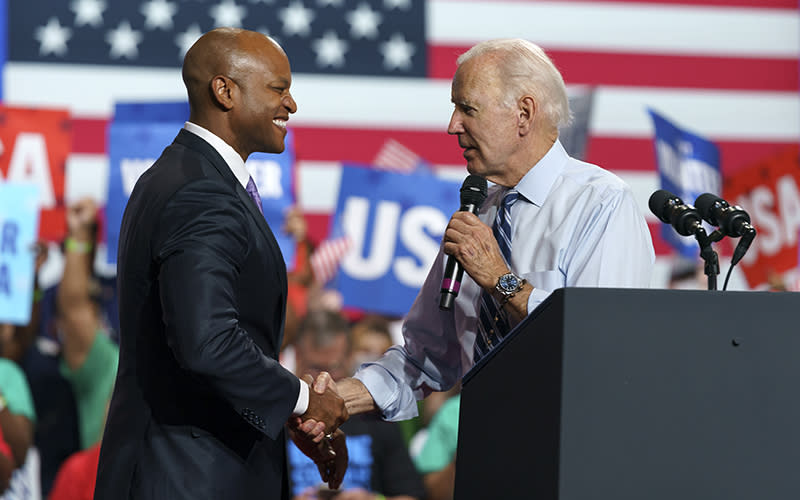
301, 38, 655, 423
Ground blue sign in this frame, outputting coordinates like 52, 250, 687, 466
113, 101, 190, 123
331, 166, 461, 316
288, 434, 373, 495
105, 102, 296, 267
106, 120, 182, 266
649, 109, 721, 257
247, 133, 296, 270
0, 183, 40, 325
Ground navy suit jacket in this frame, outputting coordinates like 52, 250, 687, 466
95, 130, 300, 499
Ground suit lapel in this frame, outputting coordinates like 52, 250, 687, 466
173, 130, 287, 290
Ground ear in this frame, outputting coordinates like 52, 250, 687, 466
517, 95, 536, 136
210, 75, 236, 111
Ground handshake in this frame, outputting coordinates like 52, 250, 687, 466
287, 373, 367, 490
295, 372, 350, 442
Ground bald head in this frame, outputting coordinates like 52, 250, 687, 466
181, 28, 297, 159
183, 28, 284, 115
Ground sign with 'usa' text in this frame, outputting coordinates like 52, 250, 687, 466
330, 166, 461, 316
0, 183, 40, 325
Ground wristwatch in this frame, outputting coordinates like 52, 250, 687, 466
494, 272, 526, 305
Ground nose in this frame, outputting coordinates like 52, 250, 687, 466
284, 92, 297, 114
447, 110, 463, 135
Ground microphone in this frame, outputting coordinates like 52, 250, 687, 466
694, 193, 754, 238
694, 193, 756, 265
648, 189, 704, 237
440, 175, 488, 311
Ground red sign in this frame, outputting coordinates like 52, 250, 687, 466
0, 106, 71, 242
723, 145, 800, 288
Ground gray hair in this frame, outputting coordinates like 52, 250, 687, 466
457, 39, 571, 128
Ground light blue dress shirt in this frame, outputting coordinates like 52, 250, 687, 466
354, 139, 655, 421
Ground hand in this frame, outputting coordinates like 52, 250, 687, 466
66, 198, 98, 241
299, 375, 348, 440
288, 425, 348, 490
283, 205, 308, 242
442, 211, 508, 291
32, 241, 48, 273
309, 375, 378, 418
318, 430, 348, 490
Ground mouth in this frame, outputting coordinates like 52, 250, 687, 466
273, 119, 288, 129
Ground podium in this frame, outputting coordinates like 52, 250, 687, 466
454, 288, 800, 499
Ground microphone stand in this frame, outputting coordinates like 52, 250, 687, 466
694, 226, 722, 291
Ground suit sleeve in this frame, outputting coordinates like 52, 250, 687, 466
153, 178, 300, 439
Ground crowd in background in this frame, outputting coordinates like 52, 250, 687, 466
0, 198, 464, 500
4, 199, 786, 499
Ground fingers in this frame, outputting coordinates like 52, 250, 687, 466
296, 418, 327, 442
328, 431, 348, 489
313, 371, 337, 394
325, 459, 346, 491
443, 212, 494, 252
300, 372, 348, 435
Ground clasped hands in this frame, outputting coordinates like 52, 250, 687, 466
288, 373, 348, 490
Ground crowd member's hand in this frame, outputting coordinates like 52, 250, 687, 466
66, 197, 98, 240
283, 205, 308, 242
288, 425, 348, 490
297, 375, 348, 441
33, 241, 48, 272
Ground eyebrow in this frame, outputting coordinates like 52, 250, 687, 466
453, 98, 475, 108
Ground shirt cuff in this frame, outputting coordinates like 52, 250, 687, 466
527, 286, 552, 313
354, 360, 420, 422
292, 379, 309, 416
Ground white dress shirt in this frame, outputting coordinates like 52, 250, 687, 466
182, 122, 310, 416
354, 139, 655, 421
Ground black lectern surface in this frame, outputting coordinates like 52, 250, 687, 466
455, 288, 800, 500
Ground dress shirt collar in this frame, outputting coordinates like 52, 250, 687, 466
183, 122, 250, 189
514, 139, 569, 207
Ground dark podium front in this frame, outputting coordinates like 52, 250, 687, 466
455, 288, 800, 500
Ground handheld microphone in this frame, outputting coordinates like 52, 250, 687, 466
648, 189, 704, 237
439, 175, 488, 311
694, 193, 756, 265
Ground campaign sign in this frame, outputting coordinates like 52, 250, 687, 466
0, 183, 40, 325
331, 166, 461, 316
113, 101, 190, 123
649, 109, 721, 258
106, 120, 180, 265
724, 146, 800, 288
247, 132, 296, 269
0, 106, 70, 242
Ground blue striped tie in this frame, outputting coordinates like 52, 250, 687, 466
474, 189, 519, 362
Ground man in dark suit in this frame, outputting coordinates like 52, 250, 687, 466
94, 28, 348, 500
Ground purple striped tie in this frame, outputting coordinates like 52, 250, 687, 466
246, 176, 264, 215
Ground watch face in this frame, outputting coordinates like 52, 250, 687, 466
499, 274, 520, 292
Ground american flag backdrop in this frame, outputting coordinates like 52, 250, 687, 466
1, 0, 798, 287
